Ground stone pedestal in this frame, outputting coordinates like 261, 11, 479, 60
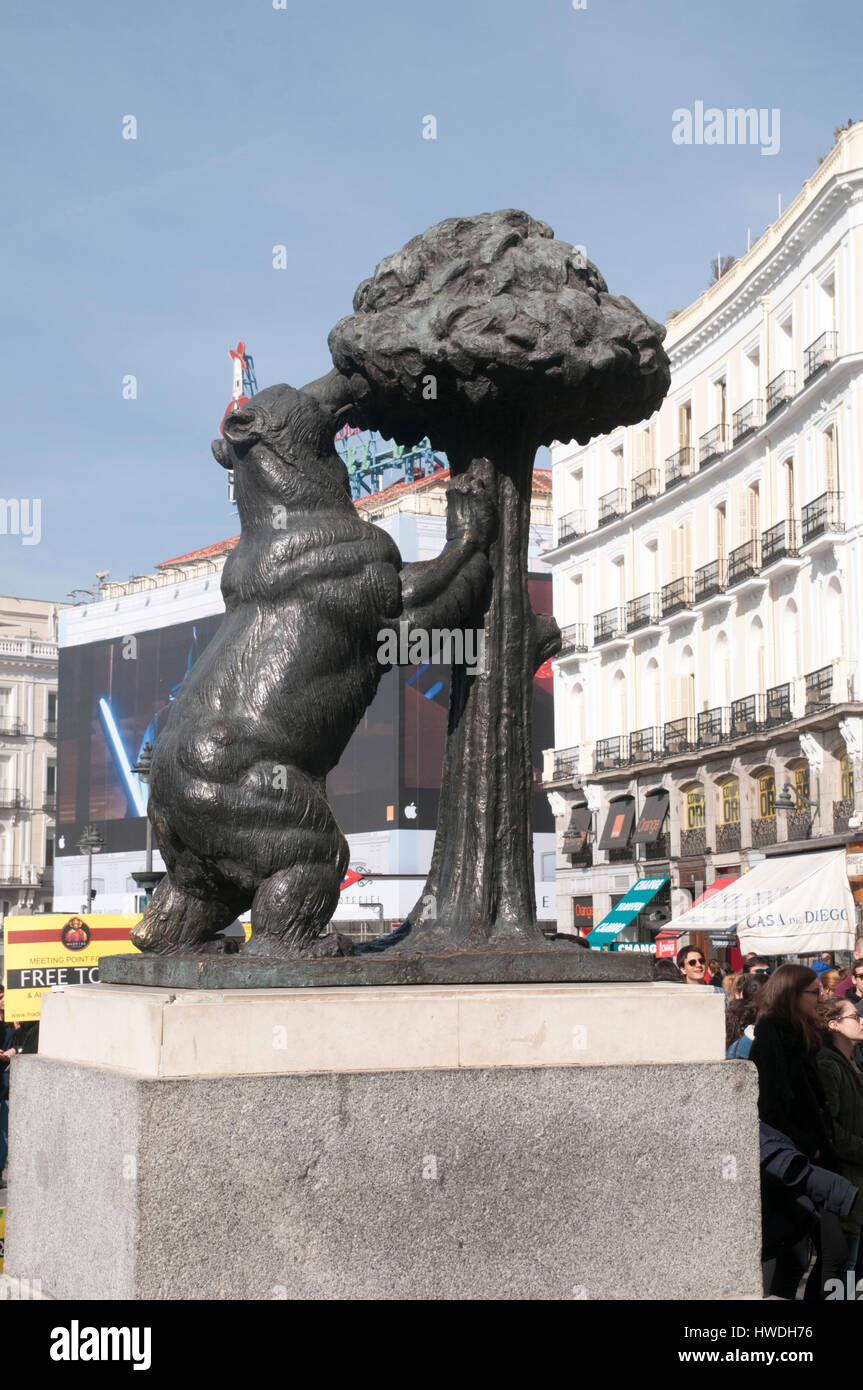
5, 982, 762, 1300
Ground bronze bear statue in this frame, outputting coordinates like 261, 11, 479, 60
131, 377, 495, 958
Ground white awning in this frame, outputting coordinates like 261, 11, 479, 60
668, 849, 856, 955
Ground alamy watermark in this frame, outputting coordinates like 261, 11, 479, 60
672, 102, 780, 157
0, 499, 41, 546
377, 622, 485, 676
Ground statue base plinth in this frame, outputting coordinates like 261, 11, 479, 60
5, 981, 761, 1299
98, 943, 652, 990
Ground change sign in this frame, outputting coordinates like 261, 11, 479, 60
585, 877, 669, 948
3, 914, 142, 1022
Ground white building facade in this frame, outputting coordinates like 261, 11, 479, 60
545, 122, 863, 947
0, 597, 64, 931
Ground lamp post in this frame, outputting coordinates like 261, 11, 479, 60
77, 825, 104, 912
131, 743, 162, 902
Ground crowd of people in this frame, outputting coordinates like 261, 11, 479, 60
654, 937, 863, 1298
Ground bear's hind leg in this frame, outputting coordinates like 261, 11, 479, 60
245, 860, 347, 958
131, 876, 244, 954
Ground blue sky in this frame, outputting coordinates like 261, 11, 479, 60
2, 0, 861, 601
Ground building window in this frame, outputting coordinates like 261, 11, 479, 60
841, 755, 854, 802
541, 852, 556, 880
824, 425, 840, 494
759, 772, 776, 820
678, 400, 692, 448
686, 787, 706, 830
722, 780, 741, 826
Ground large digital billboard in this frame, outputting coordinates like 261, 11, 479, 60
57, 575, 554, 859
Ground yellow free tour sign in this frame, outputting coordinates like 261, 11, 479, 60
3, 914, 141, 1022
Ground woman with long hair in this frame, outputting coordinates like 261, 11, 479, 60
817, 997, 863, 1283
751, 963, 838, 1298
725, 972, 764, 1058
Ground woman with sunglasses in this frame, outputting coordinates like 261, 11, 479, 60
817, 998, 863, 1282
751, 964, 839, 1298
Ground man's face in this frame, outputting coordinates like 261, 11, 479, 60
681, 951, 706, 984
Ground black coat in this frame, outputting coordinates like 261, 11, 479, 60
750, 1014, 833, 1162
816, 1046, 863, 1236
759, 1122, 859, 1259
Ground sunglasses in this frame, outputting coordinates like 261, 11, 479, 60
685, 958, 705, 966
751, 968, 771, 976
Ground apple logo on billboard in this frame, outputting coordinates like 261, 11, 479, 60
404, 803, 418, 820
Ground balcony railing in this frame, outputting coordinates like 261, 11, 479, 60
716, 823, 741, 853
625, 593, 661, 632
629, 727, 659, 764
632, 469, 660, 509
801, 491, 843, 545
834, 798, 854, 835
0, 865, 41, 885
699, 424, 727, 467
732, 399, 763, 443
761, 519, 798, 567
727, 539, 762, 586
0, 793, 27, 809
42, 793, 56, 811
598, 488, 627, 527
594, 607, 626, 645
694, 558, 728, 603
804, 330, 838, 380
665, 446, 694, 489
663, 717, 696, 755
557, 509, 588, 547
641, 832, 670, 862
44, 719, 58, 737
751, 817, 777, 848
552, 746, 580, 781
730, 693, 764, 737
559, 623, 589, 657
661, 575, 694, 617
765, 681, 792, 727
805, 665, 833, 713
680, 827, 707, 858
594, 736, 628, 772
766, 369, 796, 415
787, 811, 813, 842
0, 718, 24, 736
697, 706, 727, 747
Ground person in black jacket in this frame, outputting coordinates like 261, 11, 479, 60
751, 963, 842, 1298
818, 997, 863, 1284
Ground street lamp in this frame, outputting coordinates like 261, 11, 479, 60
131, 743, 163, 903
77, 824, 104, 912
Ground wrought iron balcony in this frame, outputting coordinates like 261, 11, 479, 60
0, 718, 24, 736
44, 719, 58, 738
0, 865, 29, 884
766, 369, 796, 415
0, 793, 27, 809
594, 607, 626, 645
716, 823, 741, 853
805, 665, 833, 714
594, 736, 628, 772
730, 693, 764, 737
804, 330, 838, 380
641, 832, 670, 862
697, 706, 728, 748
551, 746, 580, 781
732, 399, 763, 443
727, 539, 762, 586
661, 575, 694, 617
632, 469, 660, 509
598, 488, 627, 527
557, 509, 588, 547
629, 727, 660, 764
801, 491, 843, 545
698, 424, 727, 467
42, 793, 56, 811
663, 717, 696, 755
751, 817, 777, 848
787, 811, 813, 842
558, 623, 589, 657
694, 558, 728, 603
834, 798, 854, 834
680, 827, 707, 858
765, 681, 792, 727
625, 593, 661, 632
665, 447, 694, 489
761, 519, 799, 568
